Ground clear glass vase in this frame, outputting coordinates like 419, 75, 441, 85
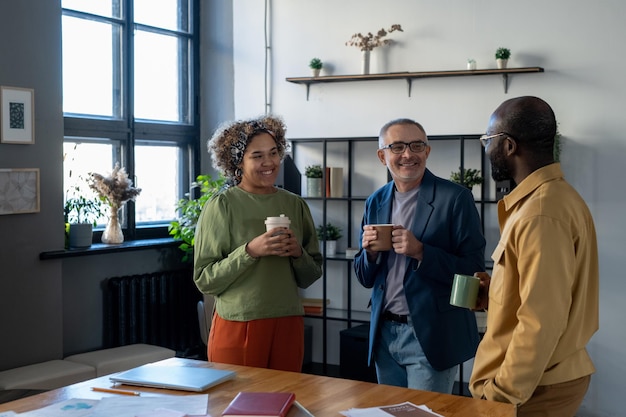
102, 206, 124, 244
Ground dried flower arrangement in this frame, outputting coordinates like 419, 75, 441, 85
345, 24, 403, 51
89, 163, 142, 211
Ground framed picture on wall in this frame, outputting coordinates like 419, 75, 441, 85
0, 168, 40, 215
1, 86, 35, 144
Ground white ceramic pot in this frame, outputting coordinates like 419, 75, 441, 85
325, 240, 337, 256
496, 59, 508, 69
361, 50, 370, 75
306, 177, 322, 197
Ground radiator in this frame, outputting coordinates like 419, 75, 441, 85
103, 268, 203, 356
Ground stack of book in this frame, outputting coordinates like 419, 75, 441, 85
301, 298, 329, 315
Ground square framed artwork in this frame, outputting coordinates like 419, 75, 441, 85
0, 168, 40, 215
1, 86, 35, 144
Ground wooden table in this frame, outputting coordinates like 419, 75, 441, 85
0, 358, 514, 417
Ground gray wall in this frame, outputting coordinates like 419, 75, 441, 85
0, 1, 234, 368
0, 0, 65, 369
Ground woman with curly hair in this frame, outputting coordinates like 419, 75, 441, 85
193, 115, 323, 371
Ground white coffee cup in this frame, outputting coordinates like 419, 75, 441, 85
265, 214, 291, 234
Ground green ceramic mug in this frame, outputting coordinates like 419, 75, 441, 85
450, 273, 480, 309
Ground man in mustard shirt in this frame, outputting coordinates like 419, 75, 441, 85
469, 96, 599, 417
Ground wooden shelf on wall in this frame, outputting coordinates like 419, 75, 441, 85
286, 67, 545, 100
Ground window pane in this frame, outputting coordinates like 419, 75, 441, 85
62, 0, 121, 18
134, 142, 180, 223
134, 30, 187, 122
62, 16, 122, 118
64, 139, 118, 225
134, 0, 188, 32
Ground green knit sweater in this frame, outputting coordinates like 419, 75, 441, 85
193, 186, 323, 321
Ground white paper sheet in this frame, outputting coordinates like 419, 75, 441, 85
17, 399, 100, 417
89, 394, 208, 417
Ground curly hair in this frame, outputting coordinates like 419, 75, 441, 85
208, 115, 288, 185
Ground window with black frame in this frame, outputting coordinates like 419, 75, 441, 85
61, 0, 199, 241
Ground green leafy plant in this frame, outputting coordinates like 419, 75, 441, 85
309, 57, 323, 70
168, 174, 226, 262
495, 47, 511, 60
305, 164, 323, 178
450, 167, 483, 189
316, 223, 343, 241
64, 178, 105, 226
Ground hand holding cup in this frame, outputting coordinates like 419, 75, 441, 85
364, 224, 394, 252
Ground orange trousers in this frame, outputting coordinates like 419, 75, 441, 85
207, 314, 304, 372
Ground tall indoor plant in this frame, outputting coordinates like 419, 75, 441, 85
169, 174, 225, 262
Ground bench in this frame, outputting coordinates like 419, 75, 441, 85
64, 343, 175, 377
0, 360, 95, 390
0, 343, 175, 390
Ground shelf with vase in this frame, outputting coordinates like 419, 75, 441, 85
286, 66, 545, 100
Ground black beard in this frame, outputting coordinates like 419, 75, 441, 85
489, 143, 513, 182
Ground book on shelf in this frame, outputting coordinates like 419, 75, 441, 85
324, 166, 344, 198
222, 392, 295, 417
301, 297, 329, 315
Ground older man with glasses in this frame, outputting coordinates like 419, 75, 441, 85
354, 118, 486, 393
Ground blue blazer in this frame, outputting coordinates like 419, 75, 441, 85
354, 169, 485, 371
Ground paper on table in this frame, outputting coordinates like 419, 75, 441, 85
89, 394, 209, 417
17, 398, 100, 417
0, 411, 17, 417
340, 401, 444, 417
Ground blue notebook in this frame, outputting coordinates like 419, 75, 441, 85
110, 363, 236, 392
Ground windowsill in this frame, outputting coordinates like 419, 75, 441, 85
39, 237, 180, 260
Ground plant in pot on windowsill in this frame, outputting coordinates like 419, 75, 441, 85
309, 57, 323, 77
304, 164, 323, 197
168, 174, 226, 263
316, 222, 343, 257
450, 167, 483, 192
64, 180, 105, 249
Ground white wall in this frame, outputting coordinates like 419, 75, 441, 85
232, 1, 625, 415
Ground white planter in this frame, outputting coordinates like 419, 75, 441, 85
496, 58, 508, 69
306, 177, 322, 197
325, 240, 337, 256
467, 61, 477, 70
311, 68, 321, 77
361, 50, 370, 75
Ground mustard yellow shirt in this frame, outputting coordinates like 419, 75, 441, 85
469, 163, 599, 406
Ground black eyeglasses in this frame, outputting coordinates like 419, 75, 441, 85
380, 141, 428, 154
479, 132, 516, 148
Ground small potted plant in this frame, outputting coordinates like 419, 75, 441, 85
304, 164, 323, 197
316, 222, 343, 256
495, 47, 511, 69
467, 58, 477, 70
64, 179, 105, 249
450, 167, 483, 191
309, 57, 323, 77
